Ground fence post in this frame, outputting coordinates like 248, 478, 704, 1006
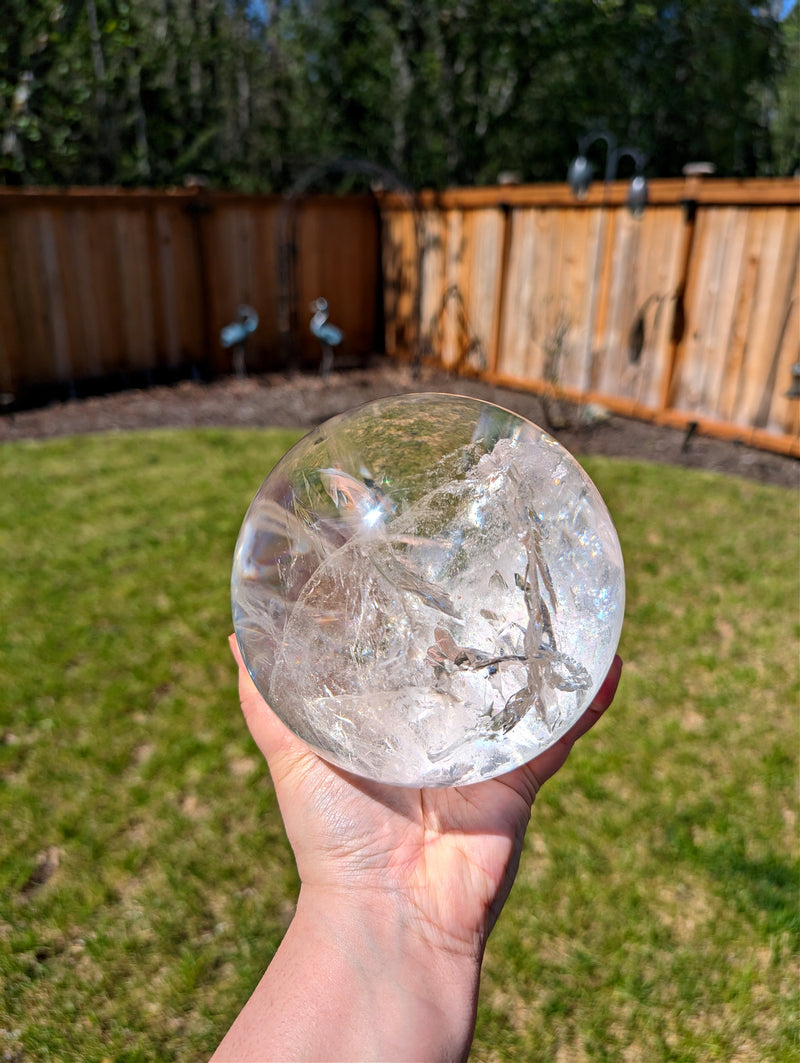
486, 202, 513, 379
658, 165, 712, 411
184, 188, 215, 375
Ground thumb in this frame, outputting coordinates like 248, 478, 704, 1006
228, 634, 310, 769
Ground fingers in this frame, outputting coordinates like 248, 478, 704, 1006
526, 654, 623, 792
561, 652, 622, 744
228, 634, 304, 764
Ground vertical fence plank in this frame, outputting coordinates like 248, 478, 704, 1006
697, 208, 737, 414
0, 209, 23, 394
715, 209, 766, 423
117, 207, 155, 372
36, 210, 72, 383
467, 208, 503, 373
57, 208, 93, 379
8, 210, 46, 386
737, 208, 797, 429
174, 202, 205, 370
495, 208, 533, 380
639, 206, 685, 411
94, 207, 126, 376
440, 209, 463, 369
586, 205, 617, 394
418, 207, 446, 361
381, 210, 401, 359
204, 203, 233, 373
699, 209, 749, 420
251, 202, 280, 364
765, 285, 800, 436
560, 207, 596, 389
670, 208, 712, 416
145, 206, 168, 372
66, 208, 103, 378
525, 208, 561, 382
567, 206, 601, 391
594, 207, 638, 397
152, 206, 181, 368
487, 204, 512, 376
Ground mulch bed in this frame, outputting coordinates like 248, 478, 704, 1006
1, 360, 797, 490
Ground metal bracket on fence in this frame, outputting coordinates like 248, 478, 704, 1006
785, 363, 800, 400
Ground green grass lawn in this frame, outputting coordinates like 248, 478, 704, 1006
1, 429, 797, 1062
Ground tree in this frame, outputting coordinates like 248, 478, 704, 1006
0, 0, 789, 189
771, 4, 800, 174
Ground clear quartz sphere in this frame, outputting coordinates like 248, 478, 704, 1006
231, 393, 624, 787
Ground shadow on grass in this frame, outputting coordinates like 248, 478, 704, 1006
663, 808, 799, 944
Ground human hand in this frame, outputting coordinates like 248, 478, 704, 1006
230, 634, 622, 961
215, 636, 622, 1062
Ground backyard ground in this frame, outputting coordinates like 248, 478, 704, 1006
1, 358, 798, 489
2, 364, 797, 1062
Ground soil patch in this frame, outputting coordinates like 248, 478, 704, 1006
1, 360, 797, 489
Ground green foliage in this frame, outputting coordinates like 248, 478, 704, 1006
0, 431, 798, 1060
0, 0, 792, 189
772, 5, 800, 174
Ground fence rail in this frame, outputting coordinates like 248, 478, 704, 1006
0, 179, 797, 456
380, 177, 800, 457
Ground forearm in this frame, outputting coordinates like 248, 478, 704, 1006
211, 885, 483, 1063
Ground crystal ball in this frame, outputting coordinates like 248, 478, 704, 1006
231, 393, 624, 787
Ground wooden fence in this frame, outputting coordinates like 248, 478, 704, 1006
380, 177, 800, 456
0, 187, 380, 397
1, 179, 798, 455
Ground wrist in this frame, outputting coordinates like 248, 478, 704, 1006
293, 884, 483, 1061
298, 877, 488, 961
